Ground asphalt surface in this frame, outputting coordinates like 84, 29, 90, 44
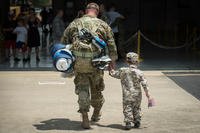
165, 72, 200, 100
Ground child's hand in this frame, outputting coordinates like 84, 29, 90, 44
109, 69, 114, 76
145, 92, 150, 99
148, 97, 155, 108
108, 61, 115, 70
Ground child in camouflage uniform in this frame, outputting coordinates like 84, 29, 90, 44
109, 52, 153, 130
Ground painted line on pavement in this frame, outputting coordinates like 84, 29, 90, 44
38, 81, 66, 85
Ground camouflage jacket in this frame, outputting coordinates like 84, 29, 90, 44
110, 65, 149, 101
61, 14, 118, 61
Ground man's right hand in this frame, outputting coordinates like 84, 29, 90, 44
108, 61, 116, 71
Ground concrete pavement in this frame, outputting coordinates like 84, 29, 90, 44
0, 71, 200, 133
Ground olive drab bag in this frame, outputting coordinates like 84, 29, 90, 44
72, 17, 101, 73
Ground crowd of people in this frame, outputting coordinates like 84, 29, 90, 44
2, 7, 53, 62
1, 3, 125, 63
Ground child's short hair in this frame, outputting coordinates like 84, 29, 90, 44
126, 52, 139, 64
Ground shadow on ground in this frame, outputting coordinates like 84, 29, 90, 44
33, 118, 85, 131
92, 123, 124, 130
33, 118, 148, 131
92, 122, 148, 130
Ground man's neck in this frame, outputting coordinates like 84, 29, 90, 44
86, 12, 97, 17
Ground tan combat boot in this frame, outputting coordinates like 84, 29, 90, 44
81, 112, 90, 129
91, 109, 101, 122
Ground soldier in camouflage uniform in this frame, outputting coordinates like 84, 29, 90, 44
109, 52, 151, 130
61, 3, 117, 129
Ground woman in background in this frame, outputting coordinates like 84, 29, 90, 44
27, 11, 41, 62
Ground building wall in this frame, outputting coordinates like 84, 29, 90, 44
51, 0, 200, 44
100, 0, 200, 40
0, 0, 9, 62
0, 0, 10, 25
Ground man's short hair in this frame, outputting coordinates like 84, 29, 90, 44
86, 3, 99, 12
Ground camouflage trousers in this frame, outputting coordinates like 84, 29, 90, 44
74, 70, 105, 113
123, 93, 142, 123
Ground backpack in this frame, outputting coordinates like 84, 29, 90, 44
72, 17, 100, 53
72, 17, 102, 73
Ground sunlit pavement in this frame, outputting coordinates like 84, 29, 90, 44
0, 39, 200, 132
0, 71, 200, 133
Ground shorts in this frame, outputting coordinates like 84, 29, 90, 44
16, 41, 25, 49
4, 40, 16, 49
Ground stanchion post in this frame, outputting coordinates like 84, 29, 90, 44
192, 27, 197, 51
137, 30, 143, 62
174, 25, 177, 46
185, 24, 189, 53
186, 24, 189, 43
158, 24, 161, 43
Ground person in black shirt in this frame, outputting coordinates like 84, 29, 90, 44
3, 15, 17, 61
40, 7, 48, 31
27, 13, 41, 61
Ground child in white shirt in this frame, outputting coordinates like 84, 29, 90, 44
13, 19, 28, 62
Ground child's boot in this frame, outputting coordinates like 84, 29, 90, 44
134, 121, 140, 128
125, 122, 132, 130
91, 108, 101, 122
